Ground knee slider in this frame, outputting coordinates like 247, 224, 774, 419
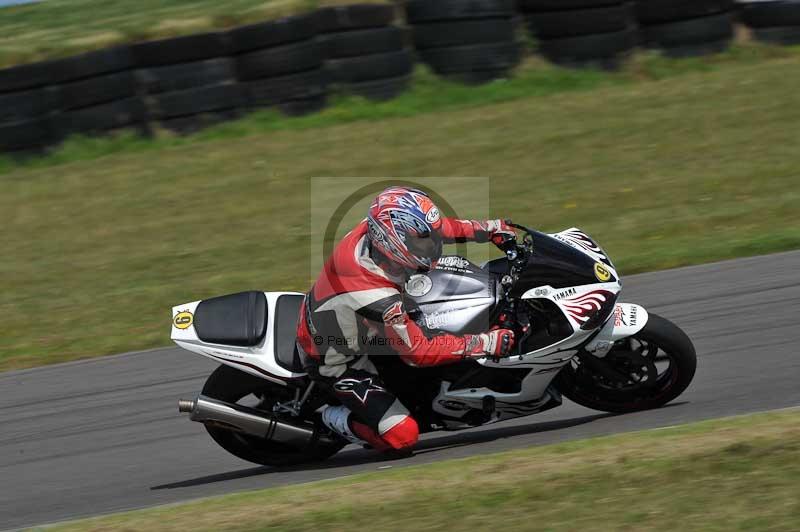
381, 416, 419, 450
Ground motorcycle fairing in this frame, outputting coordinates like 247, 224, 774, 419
508, 229, 620, 293
405, 257, 500, 335
520, 282, 622, 330
171, 291, 306, 384
432, 380, 562, 428
434, 295, 646, 426
551, 227, 614, 267
420, 228, 626, 421
585, 303, 650, 357
430, 281, 617, 425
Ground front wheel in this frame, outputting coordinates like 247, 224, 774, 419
201, 365, 346, 466
554, 313, 697, 413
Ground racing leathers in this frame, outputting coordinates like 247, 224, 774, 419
296, 218, 514, 451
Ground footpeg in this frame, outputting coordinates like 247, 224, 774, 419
178, 399, 196, 413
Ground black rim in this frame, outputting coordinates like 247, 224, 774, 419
570, 334, 680, 406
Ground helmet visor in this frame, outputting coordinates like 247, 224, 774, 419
405, 231, 442, 260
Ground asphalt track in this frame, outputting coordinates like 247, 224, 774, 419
2, 251, 800, 530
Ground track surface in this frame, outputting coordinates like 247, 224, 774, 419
3, 251, 800, 530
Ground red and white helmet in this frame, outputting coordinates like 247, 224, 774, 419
367, 186, 443, 271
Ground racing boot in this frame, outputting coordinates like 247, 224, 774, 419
322, 406, 413, 457
321, 405, 363, 444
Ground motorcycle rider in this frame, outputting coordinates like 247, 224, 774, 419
296, 186, 517, 454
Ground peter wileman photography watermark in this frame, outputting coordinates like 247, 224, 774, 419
310, 333, 468, 350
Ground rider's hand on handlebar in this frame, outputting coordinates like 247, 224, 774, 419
489, 219, 517, 250
464, 329, 516, 359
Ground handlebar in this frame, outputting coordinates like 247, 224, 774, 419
497, 222, 537, 286
507, 221, 536, 235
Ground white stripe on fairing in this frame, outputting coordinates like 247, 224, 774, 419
378, 399, 411, 435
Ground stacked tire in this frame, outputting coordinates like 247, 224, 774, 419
134, 32, 239, 134
0, 61, 58, 155
406, 0, 521, 84
635, 0, 735, 57
317, 4, 413, 101
53, 47, 147, 140
740, 1, 800, 45
232, 14, 328, 117
519, 0, 637, 69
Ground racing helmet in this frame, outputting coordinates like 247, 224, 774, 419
367, 186, 444, 271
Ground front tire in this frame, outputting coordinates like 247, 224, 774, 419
201, 365, 345, 466
555, 313, 697, 413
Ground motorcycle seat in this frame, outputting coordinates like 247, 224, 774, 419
194, 291, 267, 347
273, 294, 305, 373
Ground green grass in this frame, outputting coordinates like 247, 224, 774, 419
34, 409, 800, 532
2, 46, 800, 371
0, 0, 389, 66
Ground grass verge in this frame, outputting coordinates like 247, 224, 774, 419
33, 408, 800, 532
2, 45, 800, 371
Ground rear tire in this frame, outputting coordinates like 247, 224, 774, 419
555, 313, 696, 413
201, 365, 345, 466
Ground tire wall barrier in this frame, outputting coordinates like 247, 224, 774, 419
407, 0, 522, 84
318, 4, 414, 101
635, 0, 736, 58
135, 33, 241, 134
738, 0, 800, 46
0, 1, 790, 155
233, 13, 328, 117
520, 0, 637, 68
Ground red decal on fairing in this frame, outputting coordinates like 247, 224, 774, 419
561, 290, 615, 323
613, 305, 626, 327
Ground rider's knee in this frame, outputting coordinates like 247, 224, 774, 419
381, 415, 419, 450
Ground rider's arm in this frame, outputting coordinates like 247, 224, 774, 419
440, 218, 514, 244
358, 296, 512, 368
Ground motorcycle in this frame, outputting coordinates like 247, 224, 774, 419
172, 224, 696, 466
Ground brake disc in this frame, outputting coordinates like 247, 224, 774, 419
607, 350, 659, 389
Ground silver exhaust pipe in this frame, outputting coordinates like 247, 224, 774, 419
178, 394, 325, 447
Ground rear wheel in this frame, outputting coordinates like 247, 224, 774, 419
201, 365, 345, 466
555, 313, 696, 413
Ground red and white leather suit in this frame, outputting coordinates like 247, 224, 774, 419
296, 218, 510, 451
